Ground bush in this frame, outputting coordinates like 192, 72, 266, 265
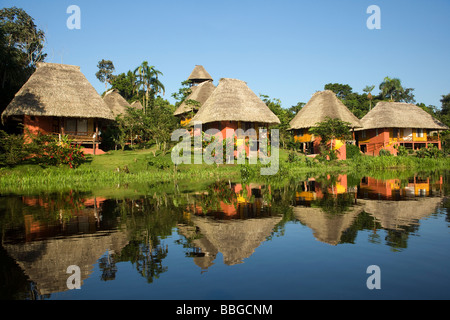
415, 145, 444, 159
346, 144, 361, 159
147, 153, 172, 169
28, 134, 86, 168
378, 148, 391, 156
395, 145, 409, 157
0, 130, 27, 167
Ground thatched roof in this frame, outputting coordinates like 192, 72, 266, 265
293, 205, 364, 245
190, 78, 281, 125
131, 100, 143, 110
188, 215, 283, 266
359, 197, 443, 230
1, 62, 115, 122
188, 65, 213, 82
3, 218, 129, 295
173, 80, 216, 116
357, 101, 449, 131
289, 90, 362, 130
103, 89, 132, 117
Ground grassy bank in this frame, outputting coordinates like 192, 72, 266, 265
0, 147, 449, 195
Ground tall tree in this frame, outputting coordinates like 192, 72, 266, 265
309, 117, 352, 160
363, 85, 375, 110
0, 7, 46, 127
440, 94, 450, 116
134, 61, 165, 114
324, 83, 353, 100
95, 59, 115, 91
379, 76, 415, 103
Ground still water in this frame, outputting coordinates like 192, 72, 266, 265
1, 172, 449, 300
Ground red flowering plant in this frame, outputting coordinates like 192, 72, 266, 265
27, 132, 86, 168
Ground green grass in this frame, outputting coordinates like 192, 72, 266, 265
1, 147, 449, 196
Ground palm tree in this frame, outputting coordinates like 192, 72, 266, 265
133, 61, 165, 114
379, 77, 403, 102
363, 85, 375, 110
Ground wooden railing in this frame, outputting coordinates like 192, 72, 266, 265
52, 132, 101, 144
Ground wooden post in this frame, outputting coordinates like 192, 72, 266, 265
61, 118, 65, 135
93, 121, 99, 155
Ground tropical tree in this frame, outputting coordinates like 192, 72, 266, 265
324, 83, 371, 119
260, 94, 301, 149
0, 7, 46, 127
379, 76, 415, 103
95, 59, 115, 91
363, 85, 375, 110
110, 70, 137, 102
309, 117, 352, 160
134, 61, 165, 114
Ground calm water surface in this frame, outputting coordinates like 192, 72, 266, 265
1, 172, 449, 300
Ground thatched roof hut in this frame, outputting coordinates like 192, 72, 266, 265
3, 221, 129, 295
188, 215, 283, 266
173, 80, 216, 116
190, 78, 281, 125
1, 62, 115, 123
293, 205, 364, 245
359, 197, 443, 231
289, 90, 362, 130
188, 65, 213, 83
103, 89, 132, 117
131, 100, 144, 110
357, 101, 449, 131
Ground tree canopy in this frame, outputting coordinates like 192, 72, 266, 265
0, 7, 46, 129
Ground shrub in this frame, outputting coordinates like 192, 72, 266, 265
395, 145, 409, 157
378, 148, 391, 156
0, 130, 27, 167
346, 144, 361, 159
415, 145, 444, 159
31, 134, 86, 168
147, 153, 172, 170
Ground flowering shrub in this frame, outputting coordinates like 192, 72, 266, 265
42, 140, 85, 168
27, 133, 86, 168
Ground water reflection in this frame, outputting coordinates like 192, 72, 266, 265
0, 172, 448, 299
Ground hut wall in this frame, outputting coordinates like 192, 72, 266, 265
311, 136, 347, 160
357, 128, 395, 156
23, 116, 55, 142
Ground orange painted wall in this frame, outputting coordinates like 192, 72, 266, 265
23, 115, 54, 136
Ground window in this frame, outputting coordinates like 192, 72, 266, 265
297, 129, 303, 137
393, 128, 399, 138
416, 129, 424, 138
66, 119, 77, 134
375, 129, 379, 136
361, 131, 366, 139
77, 119, 88, 136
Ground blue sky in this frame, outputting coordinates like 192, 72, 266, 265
4, 0, 450, 109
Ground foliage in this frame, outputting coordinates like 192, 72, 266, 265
346, 144, 361, 159
171, 80, 193, 108
95, 59, 115, 91
394, 145, 409, 157
147, 152, 172, 170
415, 145, 444, 159
134, 61, 165, 113
260, 94, 305, 149
378, 148, 392, 157
309, 118, 352, 147
324, 83, 372, 118
27, 133, 86, 168
104, 98, 178, 152
109, 70, 138, 102
0, 130, 86, 168
379, 76, 415, 103
0, 130, 27, 166
0, 7, 46, 127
